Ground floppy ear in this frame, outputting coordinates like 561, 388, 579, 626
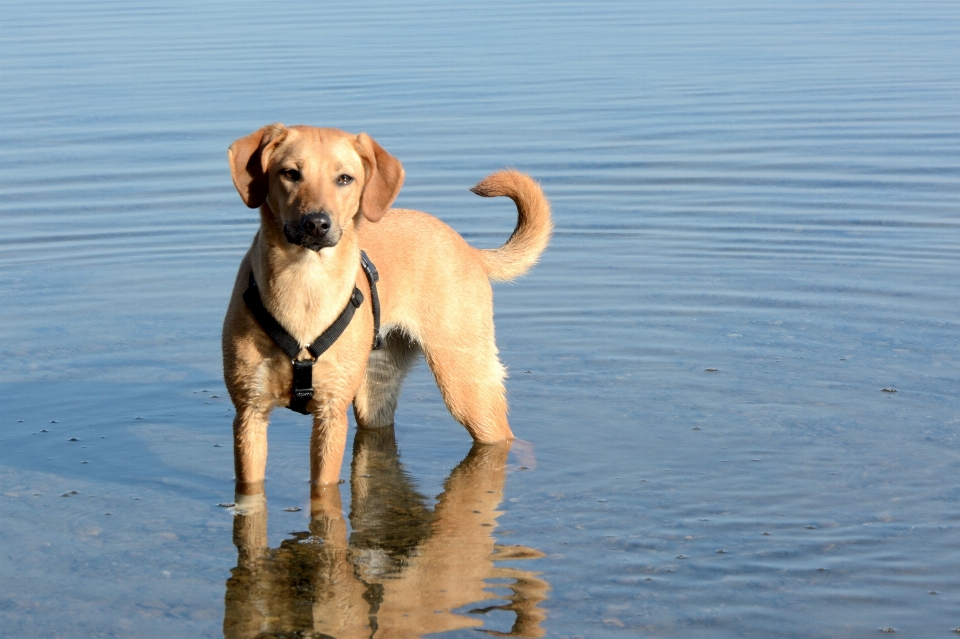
228, 124, 286, 208
354, 133, 405, 222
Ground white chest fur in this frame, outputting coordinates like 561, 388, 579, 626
254, 243, 358, 349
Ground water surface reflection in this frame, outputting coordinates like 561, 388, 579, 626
224, 432, 547, 638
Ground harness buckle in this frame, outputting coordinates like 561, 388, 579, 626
289, 359, 315, 415
350, 288, 364, 308
361, 251, 379, 283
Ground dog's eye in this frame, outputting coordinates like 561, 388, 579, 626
280, 168, 302, 182
337, 174, 354, 186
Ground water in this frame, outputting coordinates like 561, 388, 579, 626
2, 1, 959, 636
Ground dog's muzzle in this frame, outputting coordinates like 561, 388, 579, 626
283, 212, 340, 251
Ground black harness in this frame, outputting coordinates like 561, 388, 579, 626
243, 251, 383, 414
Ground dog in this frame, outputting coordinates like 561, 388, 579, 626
222, 124, 551, 494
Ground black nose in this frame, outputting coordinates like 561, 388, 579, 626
301, 212, 331, 238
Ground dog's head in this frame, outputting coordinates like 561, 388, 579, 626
228, 124, 404, 251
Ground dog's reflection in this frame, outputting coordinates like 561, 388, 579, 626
224, 429, 548, 638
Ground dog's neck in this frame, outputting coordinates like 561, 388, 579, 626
251, 209, 361, 348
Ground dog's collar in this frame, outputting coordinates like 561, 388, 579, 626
242, 251, 383, 414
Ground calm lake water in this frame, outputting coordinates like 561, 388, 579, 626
2, 1, 959, 637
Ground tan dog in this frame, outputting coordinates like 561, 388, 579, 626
222, 124, 551, 492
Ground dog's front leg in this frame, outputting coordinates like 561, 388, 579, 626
310, 403, 349, 486
233, 405, 271, 494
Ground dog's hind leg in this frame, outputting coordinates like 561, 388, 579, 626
422, 329, 514, 443
353, 329, 421, 429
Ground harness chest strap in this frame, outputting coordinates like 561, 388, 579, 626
242, 251, 383, 415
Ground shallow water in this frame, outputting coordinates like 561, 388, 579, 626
2, 0, 959, 637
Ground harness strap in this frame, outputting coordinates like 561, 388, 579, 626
305, 287, 364, 359
360, 250, 383, 350
242, 254, 383, 415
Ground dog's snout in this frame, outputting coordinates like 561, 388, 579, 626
301, 212, 332, 238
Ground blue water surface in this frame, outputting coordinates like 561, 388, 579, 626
1, 1, 959, 637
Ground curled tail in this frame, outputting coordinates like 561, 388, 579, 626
471, 170, 553, 282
